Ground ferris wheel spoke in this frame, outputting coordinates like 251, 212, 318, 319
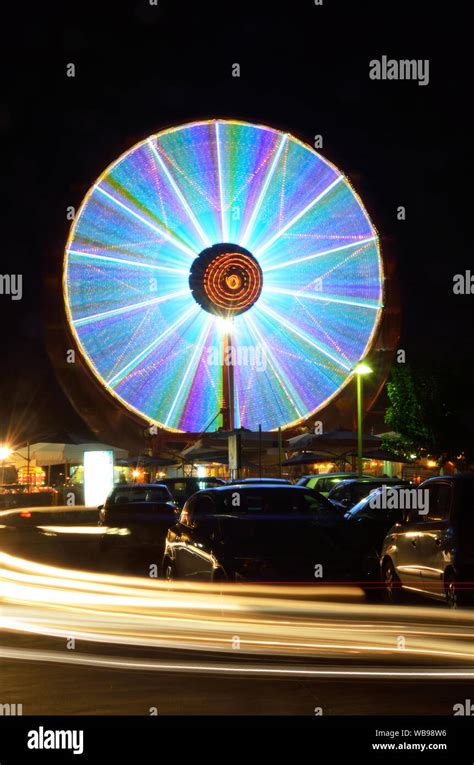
263, 286, 382, 312
255, 302, 352, 372
72, 290, 190, 328
262, 236, 377, 274
163, 315, 214, 428
67, 249, 189, 275
107, 304, 200, 388
243, 314, 306, 419
147, 138, 211, 249
259, 289, 371, 367
214, 121, 228, 242
94, 184, 196, 258
254, 175, 344, 258
239, 133, 288, 248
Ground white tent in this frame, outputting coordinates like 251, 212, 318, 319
6, 442, 128, 469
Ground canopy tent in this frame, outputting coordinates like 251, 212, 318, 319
6, 442, 128, 469
344, 448, 413, 464
287, 428, 381, 453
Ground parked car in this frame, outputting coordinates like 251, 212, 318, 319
328, 477, 411, 511
339, 485, 413, 584
160, 477, 226, 508
162, 484, 358, 583
98, 484, 175, 524
296, 472, 371, 496
99, 484, 178, 573
380, 474, 474, 608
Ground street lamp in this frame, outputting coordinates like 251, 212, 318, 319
0, 444, 13, 486
354, 363, 373, 477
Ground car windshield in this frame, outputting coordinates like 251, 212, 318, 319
221, 489, 329, 515
112, 487, 170, 504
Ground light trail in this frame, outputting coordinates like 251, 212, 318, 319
2, 550, 474, 677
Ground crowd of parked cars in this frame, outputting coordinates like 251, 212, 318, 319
3, 471, 473, 608
92, 471, 474, 608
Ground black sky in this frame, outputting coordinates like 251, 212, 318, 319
0, 0, 471, 443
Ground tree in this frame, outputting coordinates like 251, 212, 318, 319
382, 362, 474, 468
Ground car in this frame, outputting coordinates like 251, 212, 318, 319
227, 477, 292, 485
328, 477, 412, 511
99, 484, 178, 573
339, 485, 413, 584
98, 483, 175, 524
160, 477, 226, 508
296, 472, 372, 496
380, 473, 474, 608
162, 483, 358, 583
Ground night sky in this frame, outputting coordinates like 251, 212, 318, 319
0, 1, 470, 445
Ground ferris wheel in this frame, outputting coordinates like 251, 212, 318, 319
63, 120, 383, 433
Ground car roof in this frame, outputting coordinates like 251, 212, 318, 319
161, 477, 223, 483
113, 483, 169, 490
420, 472, 474, 486
333, 477, 406, 486
305, 472, 359, 478
229, 478, 291, 483
196, 483, 314, 493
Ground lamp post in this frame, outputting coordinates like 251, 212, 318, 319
354, 363, 373, 477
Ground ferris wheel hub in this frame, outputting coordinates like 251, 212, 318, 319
189, 242, 263, 317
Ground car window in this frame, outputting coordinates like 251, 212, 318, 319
179, 496, 196, 526
329, 485, 347, 501
348, 491, 402, 522
168, 481, 187, 493
220, 489, 328, 515
426, 483, 452, 521
193, 495, 216, 516
350, 482, 379, 503
112, 487, 170, 504
318, 478, 341, 493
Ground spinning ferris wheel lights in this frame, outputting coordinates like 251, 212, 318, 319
64, 119, 384, 433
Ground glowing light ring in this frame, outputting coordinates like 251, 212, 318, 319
204, 252, 262, 313
64, 119, 384, 432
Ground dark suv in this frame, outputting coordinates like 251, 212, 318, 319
99, 484, 177, 573
162, 484, 355, 583
380, 474, 474, 607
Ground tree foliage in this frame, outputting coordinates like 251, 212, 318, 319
382, 362, 474, 467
